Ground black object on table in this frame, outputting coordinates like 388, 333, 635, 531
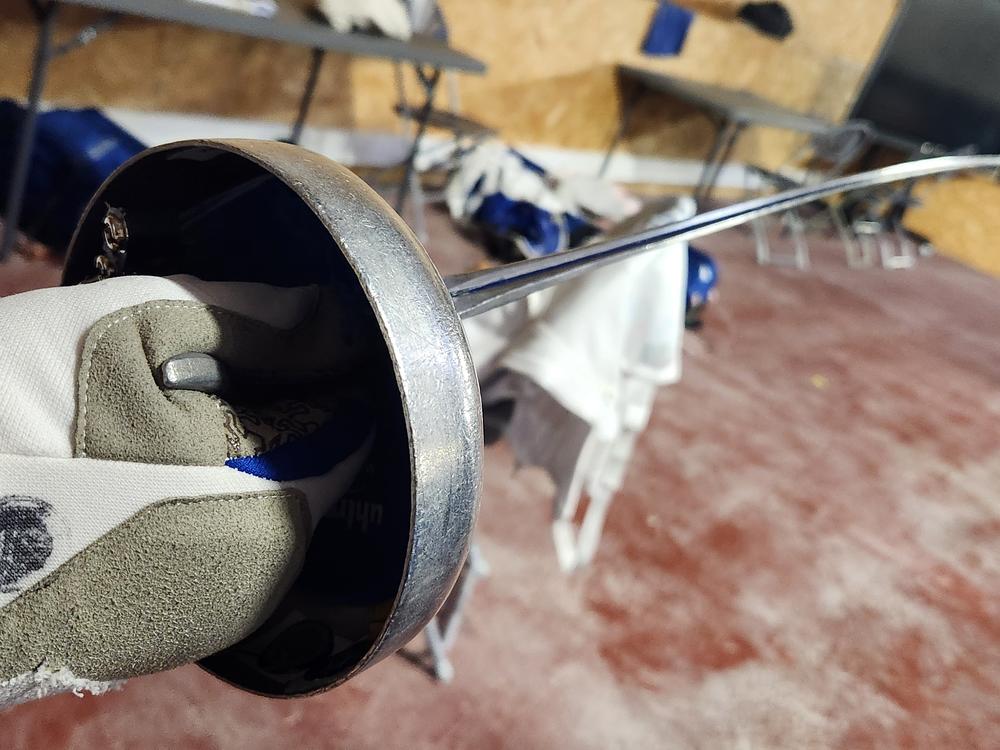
1, 0, 486, 260
601, 64, 830, 204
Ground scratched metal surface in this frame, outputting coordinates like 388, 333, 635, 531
207, 141, 484, 684
59, 139, 483, 693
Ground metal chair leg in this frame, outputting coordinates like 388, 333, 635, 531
287, 48, 324, 145
422, 542, 489, 682
423, 619, 454, 683
879, 229, 917, 269
755, 209, 809, 269
574, 488, 615, 568
551, 484, 586, 572
787, 208, 810, 270
752, 216, 771, 265
830, 204, 871, 268
408, 168, 429, 243
550, 434, 601, 572
2, 1, 60, 260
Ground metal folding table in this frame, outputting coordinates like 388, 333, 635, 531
602, 64, 830, 204
1, 0, 486, 258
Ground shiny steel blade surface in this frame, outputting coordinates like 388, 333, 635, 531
446, 155, 1000, 318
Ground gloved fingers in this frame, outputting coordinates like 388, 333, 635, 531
0, 453, 289, 607
0, 275, 381, 708
0, 486, 313, 699
224, 397, 377, 524
0, 275, 330, 459
74, 281, 375, 468
0, 272, 379, 507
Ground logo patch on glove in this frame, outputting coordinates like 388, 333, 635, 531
0, 496, 54, 592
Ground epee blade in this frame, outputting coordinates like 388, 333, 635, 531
446, 154, 1000, 318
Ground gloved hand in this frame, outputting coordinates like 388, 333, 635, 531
0, 275, 374, 709
312, 0, 413, 40
737, 1, 794, 39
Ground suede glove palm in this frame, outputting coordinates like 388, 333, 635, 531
0, 275, 373, 708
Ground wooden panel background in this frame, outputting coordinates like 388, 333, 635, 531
0, 0, 899, 168
905, 175, 1000, 279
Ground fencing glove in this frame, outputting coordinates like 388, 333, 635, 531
0, 275, 374, 708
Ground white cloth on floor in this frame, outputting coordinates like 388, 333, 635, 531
463, 196, 695, 565
466, 196, 694, 438
555, 175, 642, 224
445, 141, 566, 223
446, 141, 640, 229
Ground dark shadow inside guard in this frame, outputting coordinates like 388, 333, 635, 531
64, 145, 412, 697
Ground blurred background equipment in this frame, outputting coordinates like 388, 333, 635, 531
745, 120, 875, 270
0, 101, 144, 253
646, 0, 794, 51
188, 0, 278, 17
312, 0, 412, 39
601, 65, 831, 204
2, 0, 1000, 744
735, 1, 793, 39
445, 141, 607, 261
852, 0, 1000, 155
0, 0, 485, 260
642, 2, 695, 56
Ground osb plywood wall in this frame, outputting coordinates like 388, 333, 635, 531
906, 175, 1000, 279
0, 0, 899, 167
0, 1, 360, 129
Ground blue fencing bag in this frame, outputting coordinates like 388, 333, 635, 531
0, 101, 145, 252
465, 149, 598, 260
642, 2, 695, 56
687, 246, 718, 310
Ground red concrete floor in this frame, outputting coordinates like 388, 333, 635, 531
1, 219, 999, 748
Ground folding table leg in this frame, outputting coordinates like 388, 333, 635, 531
830, 205, 871, 268
287, 48, 325, 145
408, 168, 429, 242
1, 1, 60, 260
394, 65, 442, 216
599, 86, 641, 178
694, 119, 743, 206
